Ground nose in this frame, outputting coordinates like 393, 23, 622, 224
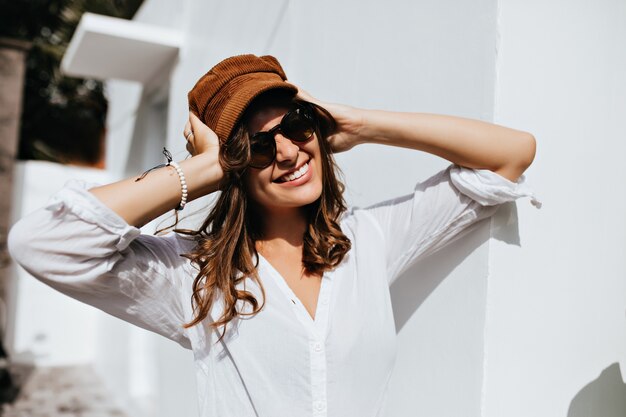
273, 133, 300, 165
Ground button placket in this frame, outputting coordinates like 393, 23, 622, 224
310, 275, 332, 416
314, 400, 326, 412
310, 336, 327, 416
262, 254, 334, 416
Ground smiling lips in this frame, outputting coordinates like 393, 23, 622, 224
274, 161, 310, 183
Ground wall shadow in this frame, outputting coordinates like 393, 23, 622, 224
568, 362, 626, 417
490, 200, 523, 246
389, 201, 522, 332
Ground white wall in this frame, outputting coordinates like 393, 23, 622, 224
484, 1, 626, 416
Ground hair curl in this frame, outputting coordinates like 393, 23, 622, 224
171, 92, 351, 343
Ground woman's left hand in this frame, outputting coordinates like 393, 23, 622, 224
296, 87, 364, 153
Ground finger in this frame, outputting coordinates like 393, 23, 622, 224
183, 120, 192, 138
295, 86, 321, 106
188, 111, 210, 135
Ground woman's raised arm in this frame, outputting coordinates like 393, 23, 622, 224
296, 88, 536, 183
89, 112, 223, 228
352, 110, 536, 182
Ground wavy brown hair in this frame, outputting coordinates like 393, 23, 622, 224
172, 91, 351, 343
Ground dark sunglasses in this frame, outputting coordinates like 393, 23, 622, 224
248, 102, 317, 169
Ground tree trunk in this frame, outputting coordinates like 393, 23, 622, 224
0, 37, 31, 320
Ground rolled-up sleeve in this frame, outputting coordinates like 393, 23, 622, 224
7, 179, 192, 350
360, 163, 542, 284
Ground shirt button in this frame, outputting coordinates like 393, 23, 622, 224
314, 401, 325, 411
314, 343, 323, 352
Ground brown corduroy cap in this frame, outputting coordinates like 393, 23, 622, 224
188, 54, 298, 142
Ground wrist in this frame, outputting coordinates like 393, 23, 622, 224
351, 108, 376, 146
179, 152, 222, 202
337, 106, 368, 148
355, 108, 412, 146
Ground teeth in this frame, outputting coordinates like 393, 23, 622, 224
279, 161, 309, 183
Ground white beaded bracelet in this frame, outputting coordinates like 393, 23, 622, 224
168, 161, 188, 211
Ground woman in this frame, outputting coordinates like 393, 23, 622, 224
8, 54, 541, 416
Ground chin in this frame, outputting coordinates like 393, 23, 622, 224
257, 183, 323, 212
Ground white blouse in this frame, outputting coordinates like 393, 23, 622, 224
8, 163, 541, 417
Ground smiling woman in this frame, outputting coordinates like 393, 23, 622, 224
178, 76, 353, 340
7, 53, 541, 417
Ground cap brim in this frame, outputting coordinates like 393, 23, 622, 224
215, 74, 298, 142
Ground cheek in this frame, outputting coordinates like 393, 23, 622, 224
243, 170, 269, 201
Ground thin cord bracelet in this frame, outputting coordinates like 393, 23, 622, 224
135, 147, 188, 211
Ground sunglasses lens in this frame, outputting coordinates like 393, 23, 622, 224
248, 104, 317, 169
249, 133, 275, 168
281, 106, 316, 142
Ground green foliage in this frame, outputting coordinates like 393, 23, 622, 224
0, 0, 143, 164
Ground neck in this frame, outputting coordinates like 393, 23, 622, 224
255, 205, 310, 252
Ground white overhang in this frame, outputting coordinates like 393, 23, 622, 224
61, 12, 182, 84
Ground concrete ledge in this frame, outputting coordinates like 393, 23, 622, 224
61, 13, 182, 84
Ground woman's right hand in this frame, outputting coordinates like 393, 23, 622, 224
183, 112, 225, 191
183, 112, 220, 157
85, 112, 224, 229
